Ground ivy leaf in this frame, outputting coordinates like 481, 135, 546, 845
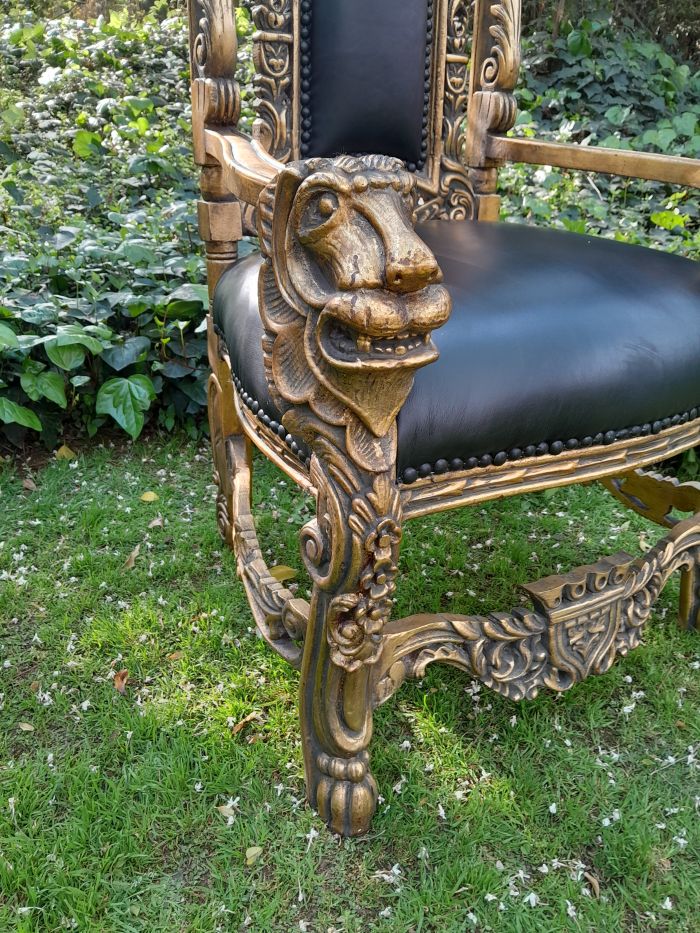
101, 336, 151, 371
96, 375, 156, 438
567, 29, 593, 58
20, 369, 67, 407
0, 322, 19, 350
45, 342, 86, 371
0, 397, 42, 432
54, 226, 81, 251
73, 129, 104, 159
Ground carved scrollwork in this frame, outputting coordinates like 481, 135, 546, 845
480, 0, 522, 91
465, 0, 521, 208
416, 0, 477, 221
252, 0, 294, 161
189, 0, 240, 125
374, 513, 700, 705
325, 476, 403, 672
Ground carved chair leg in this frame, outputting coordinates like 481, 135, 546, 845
297, 452, 402, 835
679, 557, 700, 631
299, 589, 379, 836
207, 316, 250, 548
601, 469, 700, 634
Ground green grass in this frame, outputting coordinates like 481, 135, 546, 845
1, 435, 698, 932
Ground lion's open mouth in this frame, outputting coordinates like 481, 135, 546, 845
319, 319, 438, 369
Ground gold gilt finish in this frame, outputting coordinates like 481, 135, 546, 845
188, 0, 700, 836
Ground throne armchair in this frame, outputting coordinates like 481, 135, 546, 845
188, 0, 700, 836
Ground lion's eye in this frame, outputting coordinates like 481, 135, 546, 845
300, 191, 340, 237
318, 195, 336, 217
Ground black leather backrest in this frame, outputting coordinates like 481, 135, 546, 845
300, 0, 432, 171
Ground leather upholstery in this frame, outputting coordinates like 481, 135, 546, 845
301, 0, 430, 168
213, 222, 700, 475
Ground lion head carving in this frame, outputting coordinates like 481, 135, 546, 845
257, 154, 451, 471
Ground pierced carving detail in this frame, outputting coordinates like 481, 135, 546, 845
416, 0, 477, 221
374, 514, 700, 704
601, 469, 700, 529
252, 0, 294, 161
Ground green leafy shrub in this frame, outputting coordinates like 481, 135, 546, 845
501, 13, 700, 255
0, 7, 254, 446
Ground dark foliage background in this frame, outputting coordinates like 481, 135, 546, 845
1, 1, 698, 449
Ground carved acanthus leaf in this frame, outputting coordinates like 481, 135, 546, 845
480, 0, 522, 92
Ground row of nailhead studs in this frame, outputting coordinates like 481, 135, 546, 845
407, 0, 434, 173
232, 373, 312, 467
299, 0, 434, 171
299, 0, 313, 157
400, 406, 700, 485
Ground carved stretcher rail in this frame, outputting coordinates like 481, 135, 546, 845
373, 511, 700, 706
402, 418, 700, 519
601, 469, 700, 529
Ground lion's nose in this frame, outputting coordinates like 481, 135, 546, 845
385, 248, 440, 293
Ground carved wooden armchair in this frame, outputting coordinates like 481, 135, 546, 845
188, 0, 700, 835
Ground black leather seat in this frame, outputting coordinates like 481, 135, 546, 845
213, 221, 700, 481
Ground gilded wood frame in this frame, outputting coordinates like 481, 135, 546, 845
189, 0, 700, 836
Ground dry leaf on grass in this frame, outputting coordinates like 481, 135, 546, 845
55, 444, 77, 460
217, 804, 237, 819
269, 565, 297, 583
122, 544, 140, 570
584, 871, 601, 898
166, 651, 184, 662
113, 669, 129, 694
148, 515, 164, 529
231, 711, 264, 735
245, 846, 263, 866
22, 476, 37, 491
140, 491, 159, 502
18, 722, 35, 732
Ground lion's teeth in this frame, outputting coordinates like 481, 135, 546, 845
356, 335, 372, 352
422, 334, 430, 344
395, 345, 406, 356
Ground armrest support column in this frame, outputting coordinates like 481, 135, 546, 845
188, 0, 243, 295
466, 0, 522, 220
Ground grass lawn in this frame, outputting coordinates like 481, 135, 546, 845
0, 435, 698, 932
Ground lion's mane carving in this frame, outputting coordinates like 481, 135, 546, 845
257, 154, 451, 472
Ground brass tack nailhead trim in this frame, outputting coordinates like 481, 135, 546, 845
399, 406, 700, 484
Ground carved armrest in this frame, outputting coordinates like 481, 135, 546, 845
254, 153, 452, 474
188, 0, 284, 207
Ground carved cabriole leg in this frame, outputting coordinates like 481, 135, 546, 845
207, 317, 308, 666
207, 315, 241, 548
253, 154, 452, 833
679, 559, 700, 631
295, 431, 402, 835
601, 469, 700, 631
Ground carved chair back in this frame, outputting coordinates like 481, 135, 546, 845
189, 0, 520, 235
188, 0, 698, 293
